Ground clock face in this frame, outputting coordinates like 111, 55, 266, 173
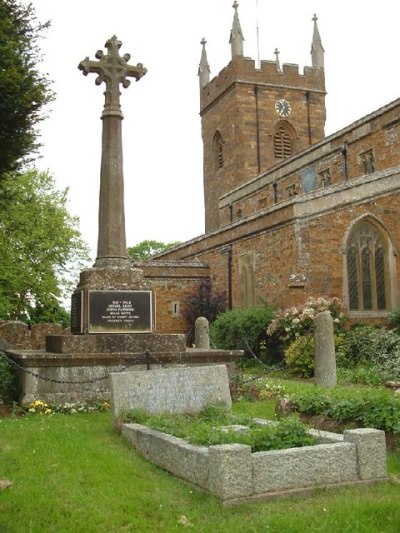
275, 99, 292, 118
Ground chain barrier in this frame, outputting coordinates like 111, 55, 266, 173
0, 349, 165, 386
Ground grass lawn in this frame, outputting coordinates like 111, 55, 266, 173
1, 406, 400, 532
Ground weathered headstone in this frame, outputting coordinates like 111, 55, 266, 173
195, 316, 210, 349
110, 365, 232, 418
30, 323, 62, 350
0, 322, 30, 349
314, 310, 337, 387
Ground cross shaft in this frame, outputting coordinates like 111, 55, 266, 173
78, 36, 146, 266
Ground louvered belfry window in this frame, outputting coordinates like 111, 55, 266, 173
214, 131, 224, 170
274, 127, 292, 159
346, 220, 388, 311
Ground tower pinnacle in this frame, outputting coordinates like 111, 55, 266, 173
311, 14, 324, 69
198, 38, 211, 89
274, 48, 282, 73
229, 1, 245, 58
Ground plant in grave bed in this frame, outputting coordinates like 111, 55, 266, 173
122, 403, 315, 452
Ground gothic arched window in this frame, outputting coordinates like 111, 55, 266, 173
346, 220, 389, 311
274, 122, 294, 160
213, 131, 224, 170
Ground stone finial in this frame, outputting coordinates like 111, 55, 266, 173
229, 1, 245, 58
198, 38, 211, 89
311, 14, 325, 69
79, 35, 147, 117
274, 48, 282, 73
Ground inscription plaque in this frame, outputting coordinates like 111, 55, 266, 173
71, 291, 83, 334
88, 290, 152, 333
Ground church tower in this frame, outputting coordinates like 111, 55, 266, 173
199, 4, 326, 232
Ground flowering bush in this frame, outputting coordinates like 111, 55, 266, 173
27, 400, 110, 415
267, 296, 348, 348
28, 400, 52, 415
258, 382, 286, 400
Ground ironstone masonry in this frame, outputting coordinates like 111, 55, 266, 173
151, 5, 400, 325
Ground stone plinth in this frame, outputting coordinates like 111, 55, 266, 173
46, 333, 186, 355
6, 347, 242, 405
73, 264, 153, 335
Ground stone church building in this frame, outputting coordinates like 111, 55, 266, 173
137, 4, 400, 334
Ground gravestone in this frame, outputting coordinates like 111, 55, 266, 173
195, 316, 210, 349
314, 310, 337, 387
110, 365, 232, 418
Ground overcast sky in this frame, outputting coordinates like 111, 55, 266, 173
31, 0, 399, 260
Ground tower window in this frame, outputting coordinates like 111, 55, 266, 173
213, 131, 224, 170
318, 169, 331, 187
346, 220, 389, 311
359, 149, 376, 175
286, 184, 296, 198
274, 127, 292, 159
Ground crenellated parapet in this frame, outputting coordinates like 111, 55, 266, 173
200, 55, 325, 114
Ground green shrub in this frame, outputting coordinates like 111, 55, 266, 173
287, 386, 400, 432
284, 335, 315, 378
336, 325, 380, 367
284, 334, 344, 379
337, 365, 385, 386
337, 325, 400, 381
211, 306, 275, 359
387, 307, 400, 330
0, 354, 18, 404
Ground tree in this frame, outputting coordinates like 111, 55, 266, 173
127, 239, 181, 261
182, 279, 227, 346
0, 0, 53, 178
0, 169, 90, 322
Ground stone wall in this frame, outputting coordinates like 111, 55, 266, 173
201, 55, 326, 232
134, 261, 211, 334
153, 99, 400, 317
0, 322, 62, 350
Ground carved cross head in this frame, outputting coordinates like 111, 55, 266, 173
79, 35, 147, 116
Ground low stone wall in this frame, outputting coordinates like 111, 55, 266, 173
0, 321, 62, 350
121, 423, 388, 504
5, 350, 241, 405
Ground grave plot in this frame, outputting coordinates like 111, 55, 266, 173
111, 366, 389, 504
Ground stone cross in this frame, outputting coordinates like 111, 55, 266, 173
79, 36, 147, 267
